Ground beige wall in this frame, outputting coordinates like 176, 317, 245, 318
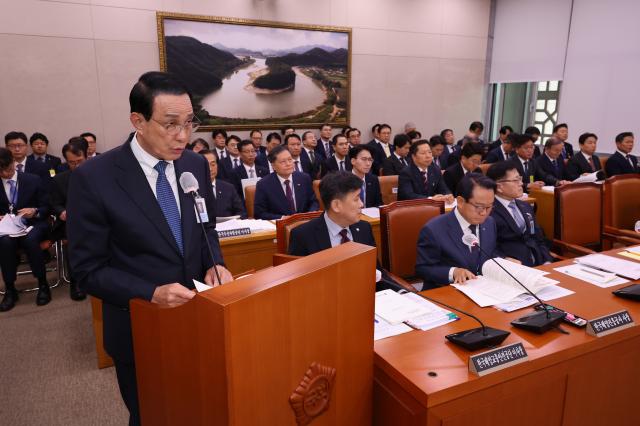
0, 0, 490, 156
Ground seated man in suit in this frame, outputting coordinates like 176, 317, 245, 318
398, 139, 453, 203
487, 162, 553, 267
256, 132, 282, 173
440, 128, 459, 167
415, 173, 499, 289
211, 129, 228, 161
254, 145, 319, 220
524, 126, 542, 158
485, 133, 514, 163
566, 132, 603, 180
300, 130, 323, 179
284, 134, 311, 177
347, 128, 362, 147
231, 139, 269, 199
49, 137, 89, 301
320, 134, 352, 177
200, 150, 247, 219
443, 142, 483, 195
315, 123, 334, 159
508, 133, 558, 192
0, 147, 51, 311
605, 131, 639, 177
249, 129, 266, 156
81, 132, 100, 158
488, 125, 513, 153
4, 131, 50, 183
349, 145, 382, 208
28, 132, 62, 175
456, 121, 487, 158
218, 134, 242, 180
535, 138, 571, 185
367, 123, 394, 175
428, 135, 447, 170
552, 123, 574, 160
382, 134, 410, 176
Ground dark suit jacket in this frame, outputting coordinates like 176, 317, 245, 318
214, 179, 247, 219
219, 155, 242, 182
300, 149, 322, 179
315, 139, 333, 159
536, 154, 567, 181
382, 154, 408, 176
565, 152, 602, 181
0, 172, 49, 226
67, 136, 224, 363
509, 156, 556, 190
288, 215, 376, 256
398, 163, 449, 200
488, 139, 504, 152
253, 171, 319, 220
49, 170, 71, 238
367, 140, 394, 176
22, 157, 51, 183
362, 173, 383, 208
28, 153, 62, 174
255, 151, 269, 169
561, 142, 574, 160
320, 155, 352, 177
415, 212, 498, 289
231, 163, 270, 200
605, 151, 639, 177
440, 144, 459, 168
491, 199, 552, 267
443, 162, 482, 196
485, 147, 512, 163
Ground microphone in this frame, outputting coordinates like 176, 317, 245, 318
378, 272, 510, 351
179, 172, 222, 286
461, 233, 565, 334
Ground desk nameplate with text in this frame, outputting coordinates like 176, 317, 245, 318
469, 342, 528, 376
586, 310, 634, 337
218, 228, 251, 238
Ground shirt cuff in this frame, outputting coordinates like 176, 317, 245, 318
448, 267, 455, 283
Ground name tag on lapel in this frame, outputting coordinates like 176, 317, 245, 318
194, 196, 209, 223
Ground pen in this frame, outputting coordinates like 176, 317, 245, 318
579, 267, 607, 278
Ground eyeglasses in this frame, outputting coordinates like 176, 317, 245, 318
6, 143, 27, 150
358, 157, 374, 163
151, 117, 200, 135
497, 176, 522, 184
466, 201, 493, 213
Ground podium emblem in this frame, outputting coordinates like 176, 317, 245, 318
289, 362, 336, 425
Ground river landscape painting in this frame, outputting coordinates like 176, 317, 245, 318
157, 12, 351, 130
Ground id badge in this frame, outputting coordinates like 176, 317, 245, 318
194, 196, 209, 223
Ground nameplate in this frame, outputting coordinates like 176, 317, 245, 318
218, 228, 251, 238
468, 342, 528, 376
586, 310, 634, 337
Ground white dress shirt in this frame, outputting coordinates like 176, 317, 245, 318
324, 212, 352, 247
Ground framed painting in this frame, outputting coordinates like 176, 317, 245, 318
157, 12, 351, 130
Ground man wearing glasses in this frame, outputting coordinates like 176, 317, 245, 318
67, 71, 233, 425
487, 162, 553, 267
415, 173, 499, 290
349, 145, 382, 208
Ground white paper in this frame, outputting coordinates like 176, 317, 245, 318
216, 219, 276, 233
624, 245, 640, 255
576, 254, 640, 280
375, 289, 430, 325
541, 186, 555, 193
216, 215, 240, 223
0, 214, 29, 237
193, 279, 213, 293
361, 207, 380, 219
401, 292, 459, 330
494, 285, 575, 312
374, 314, 413, 341
572, 171, 599, 183
554, 263, 628, 288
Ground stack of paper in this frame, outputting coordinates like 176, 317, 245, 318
0, 214, 31, 237
554, 264, 627, 288
572, 171, 600, 183
374, 315, 413, 340
361, 207, 380, 219
216, 219, 276, 233
401, 292, 458, 330
494, 285, 575, 312
576, 254, 640, 280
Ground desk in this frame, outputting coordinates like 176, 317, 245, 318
373, 249, 640, 426
529, 188, 555, 239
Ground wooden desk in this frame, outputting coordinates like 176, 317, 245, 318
529, 188, 555, 239
373, 249, 640, 426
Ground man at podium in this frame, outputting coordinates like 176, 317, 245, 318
67, 71, 233, 425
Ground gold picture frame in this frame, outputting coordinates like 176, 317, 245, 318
157, 11, 352, 131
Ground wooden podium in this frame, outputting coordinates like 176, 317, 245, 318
130, 242, 377, 426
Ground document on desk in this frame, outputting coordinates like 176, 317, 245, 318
452, 258, 559, 307
494, 285, 575, 312
554, 263, 628, 288
540, 186, 555, 193
374, 314, 413, 341
361, 207, 380, 218
375, 289, 429, 324
215, 218, 276, 233
401, 292, 459, 330
572, 171, 600, 183
623, 245, 640, 255
576, 253, 640, 280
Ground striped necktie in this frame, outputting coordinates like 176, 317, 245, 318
154, 161, 183, 254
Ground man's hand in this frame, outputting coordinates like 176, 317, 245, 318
204, 265, 234, 287
453, 268, 476, 283
60, 210, 67, 221
556, 180, 570, 186
151, 283, 195, 307
18, 208, 37, 218
433, 193, 455, 204
527, 181, 544, 190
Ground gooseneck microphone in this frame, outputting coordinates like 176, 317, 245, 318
461, 234, 565, 334
378, 272, 510, 351
179, 172, 222, 286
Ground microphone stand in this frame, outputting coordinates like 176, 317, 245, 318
189, 191, 223, 286
471, 242, 565, 334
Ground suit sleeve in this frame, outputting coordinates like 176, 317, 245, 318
48, 177, 66, 218
565, 158, 581, 181
605, 156, 619, 177
371, 178, 383, 207
415, 225, 451, 286
381, 157, 397, 176
398, 169, 426, 200
443, 169, 456, 194
534, 161, 558, 185
253, 180, 281, 220
288, 226, 309, 256
434, 172, 451, 195
67, 168, 159, 307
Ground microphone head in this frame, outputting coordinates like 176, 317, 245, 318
462, 233, 479, 247
179, 172, 199, 194
635, 220, 640, 233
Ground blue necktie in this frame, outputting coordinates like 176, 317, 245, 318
360, 179, 365, 204
154, 161, 183, 255
7, 179, 17, 205
508, 201, 526, 233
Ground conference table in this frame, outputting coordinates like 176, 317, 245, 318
373, 248, 640, 426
